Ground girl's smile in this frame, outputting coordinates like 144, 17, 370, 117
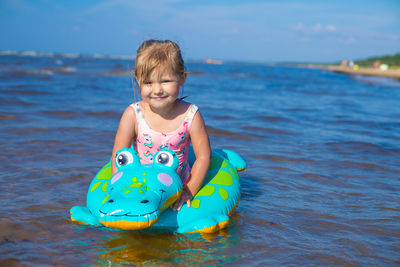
150, 96, 168, 102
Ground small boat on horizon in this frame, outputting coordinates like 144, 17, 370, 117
204, 58, 223, 65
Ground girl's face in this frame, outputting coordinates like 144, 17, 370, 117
139, 67, 182, 111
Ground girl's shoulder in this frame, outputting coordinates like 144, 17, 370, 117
173, 101, 199, 125
178, 100, 198, 113
123, 103, 138, 117
117, 104, 138, 135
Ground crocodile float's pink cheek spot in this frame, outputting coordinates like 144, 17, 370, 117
111, 172, 123, 184
158, 173, 172, 187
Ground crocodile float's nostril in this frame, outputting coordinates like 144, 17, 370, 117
157, 173, 172, 186
108, 199, 114, 203
140, 200, 149, 204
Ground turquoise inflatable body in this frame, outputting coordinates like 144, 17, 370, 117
70, 147, 246, 234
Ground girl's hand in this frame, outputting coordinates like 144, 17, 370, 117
171, 186, 193, 211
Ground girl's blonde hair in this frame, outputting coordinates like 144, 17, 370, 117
134, 40, 186, 86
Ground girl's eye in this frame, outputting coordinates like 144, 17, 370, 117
162, 79, 177, 84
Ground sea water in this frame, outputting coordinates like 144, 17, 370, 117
0, 53, 399, 265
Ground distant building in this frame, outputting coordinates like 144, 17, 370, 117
380, 64, 389, 71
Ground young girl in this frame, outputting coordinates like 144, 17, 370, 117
111, 40, 211, 211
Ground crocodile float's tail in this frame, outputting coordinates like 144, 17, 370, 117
213, 148, 247, 171
188, 146, 246, 172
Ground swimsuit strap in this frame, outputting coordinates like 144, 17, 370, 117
131, 102, 145, 121
183, 104, 199, 131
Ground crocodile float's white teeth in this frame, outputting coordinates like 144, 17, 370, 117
109, 209, 123, 216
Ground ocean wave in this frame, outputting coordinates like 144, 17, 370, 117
0, 66, 77, 75
0, 68, 54, 75
0, 50, 55, 57
0, 50, 133, 61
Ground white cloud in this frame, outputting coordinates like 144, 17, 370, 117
391, 34, 400, 40
293, 23, 337, 33
312, 23, 323, 31
293, 23, 305, 30
342, 37, 356, 44
326, 25, 337, 32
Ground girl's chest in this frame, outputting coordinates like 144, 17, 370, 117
144, 113, 188, 134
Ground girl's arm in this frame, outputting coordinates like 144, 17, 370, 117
172, 111, 211, 211
111, 106, 137, 175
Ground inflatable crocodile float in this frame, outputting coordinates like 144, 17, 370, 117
70, 147, 246, 234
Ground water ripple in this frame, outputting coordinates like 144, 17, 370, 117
1, 56, 399, 265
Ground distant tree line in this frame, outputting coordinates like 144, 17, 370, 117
355, 53, 400, 67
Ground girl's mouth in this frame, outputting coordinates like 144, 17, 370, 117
150, 96, 167, 100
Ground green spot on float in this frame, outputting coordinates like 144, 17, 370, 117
102, 181, 109, 192
191, 199, 201, 209
229, 167, 240, 181
196, 185, 215, 197
218, 187, 229, 200
96, 164, 112, 180
130, 182, 143, 188
90, 181, 102, 192
210, 170, 233, 186
124, 190, 131, 195
102, 195, 109, 204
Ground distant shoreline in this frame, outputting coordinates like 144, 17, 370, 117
303, 64, 400, 80
325, 65, 400, 79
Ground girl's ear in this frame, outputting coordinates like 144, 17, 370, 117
179, 72, 187, 86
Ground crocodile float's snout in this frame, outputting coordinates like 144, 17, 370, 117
94, 150, 183, 230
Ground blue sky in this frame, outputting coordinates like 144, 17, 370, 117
1, 0, 399, 63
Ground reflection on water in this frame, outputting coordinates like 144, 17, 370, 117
0, 54, 399, 265
86, 229, 235, 265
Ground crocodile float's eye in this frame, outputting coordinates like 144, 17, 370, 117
155, 151, 174, 167
115, 151, 134, 167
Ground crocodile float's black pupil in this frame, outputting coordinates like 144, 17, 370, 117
117, 154, 127, 165
157, 153, 169, 164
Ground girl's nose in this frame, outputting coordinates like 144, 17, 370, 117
152, 83, 163, 94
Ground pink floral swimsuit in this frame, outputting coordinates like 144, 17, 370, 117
132, 102, 199, 184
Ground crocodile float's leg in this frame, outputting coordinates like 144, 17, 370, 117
153, 209, 231, 234
70, 206, 102, 226
176, 214, 230, 234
